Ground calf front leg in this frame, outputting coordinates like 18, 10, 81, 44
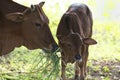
78, 61, 85, 80
75, 62, 80, 80
84, 46, 89, 76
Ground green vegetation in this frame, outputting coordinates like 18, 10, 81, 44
0, 47, 61, 80
0, 0, 120, 80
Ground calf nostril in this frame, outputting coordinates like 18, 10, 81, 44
75, 54, 81, 60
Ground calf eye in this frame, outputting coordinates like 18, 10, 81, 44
66, 44, 72, 48
35, 23, 41, 26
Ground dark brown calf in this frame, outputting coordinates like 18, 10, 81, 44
57, 3, 97, 80
0, 0, 58, 56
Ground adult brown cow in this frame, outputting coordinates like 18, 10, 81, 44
57, 3, 97, 80
0, 0, 58, 56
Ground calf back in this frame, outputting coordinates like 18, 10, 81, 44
57, 3, 93, 38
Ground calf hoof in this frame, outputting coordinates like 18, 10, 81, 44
75, 75, 79, 80
75, 77, 80, 80
80, 77, 85, 80
60, 77, 68, 80
85, 72, 87, 77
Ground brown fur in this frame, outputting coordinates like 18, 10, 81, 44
57, 3, 97, 80
0, 0, 58, 56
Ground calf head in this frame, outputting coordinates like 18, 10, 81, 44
5, 2, 58, 53
57, 32, 97, 62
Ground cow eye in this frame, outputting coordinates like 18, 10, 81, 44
35, 22, 41, 28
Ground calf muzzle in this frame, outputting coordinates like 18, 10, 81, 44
75, 54, 82, 62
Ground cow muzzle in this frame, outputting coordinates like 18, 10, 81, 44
42, 44, 59, 53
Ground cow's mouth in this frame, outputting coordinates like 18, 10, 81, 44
42, 44, 59, 53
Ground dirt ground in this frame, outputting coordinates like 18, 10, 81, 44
87, 59, 120, 80
67, 59, 120, 80
0, 57, 120, 80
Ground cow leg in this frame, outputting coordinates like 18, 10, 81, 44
75, 62, 80, 79
61, 51, 67, 80
61, 60, 67, 80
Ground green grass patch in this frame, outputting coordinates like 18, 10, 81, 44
0, 47, 61, 80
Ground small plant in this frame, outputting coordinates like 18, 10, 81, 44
93, 66, 101, 72
103, 76, 110, 80
102, 66, 110, 72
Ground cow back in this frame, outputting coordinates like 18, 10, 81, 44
0, 0, 26, 14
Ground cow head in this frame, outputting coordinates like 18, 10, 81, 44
5, 2, 58, 53
57, 32, 97, 62
5, 2, 48, 23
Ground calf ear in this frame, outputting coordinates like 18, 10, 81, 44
83, 38, 97, 45
5, 12, 24, 23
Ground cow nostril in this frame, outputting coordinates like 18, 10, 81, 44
75, 54, 81, 60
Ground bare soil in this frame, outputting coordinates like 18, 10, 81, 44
68, 59, 120, 80
87, 59, 120, 80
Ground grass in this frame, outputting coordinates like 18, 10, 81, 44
0, 47, 61, 80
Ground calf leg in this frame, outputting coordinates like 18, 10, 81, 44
77, 57, 85, 80
84, 46, 89, 76
75, 62, 80, 79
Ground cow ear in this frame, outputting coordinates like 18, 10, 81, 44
39, 2, 45, 7
83, 38, 97, 45
31, 5, 35, 11
5, 12, 24, 22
